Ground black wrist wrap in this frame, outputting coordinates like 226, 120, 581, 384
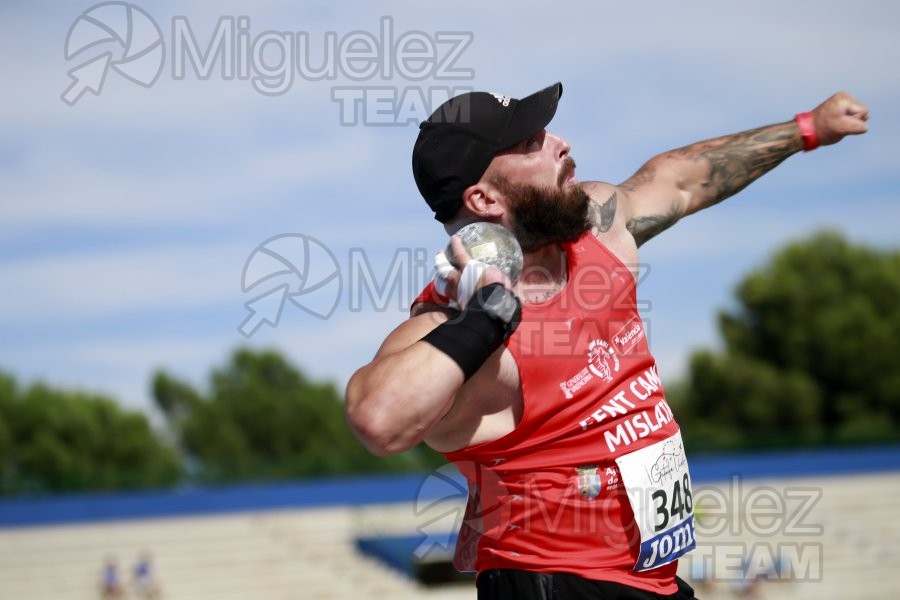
421, 283, 522, 380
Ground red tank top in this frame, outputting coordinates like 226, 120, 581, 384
414, 232, 685, 594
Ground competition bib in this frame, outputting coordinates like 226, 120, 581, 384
615, 431, 696, 571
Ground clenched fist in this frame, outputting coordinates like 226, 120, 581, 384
810, 92, 869, 147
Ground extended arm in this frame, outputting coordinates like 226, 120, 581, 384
616, 92, 869, 246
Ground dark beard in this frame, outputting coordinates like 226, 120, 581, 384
491, 175, 592, 254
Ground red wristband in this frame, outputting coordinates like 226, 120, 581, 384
795, 112, 819, 152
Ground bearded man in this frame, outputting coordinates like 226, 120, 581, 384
345, 83, 868, 599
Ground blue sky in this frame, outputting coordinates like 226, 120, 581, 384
1, 1, 898, 420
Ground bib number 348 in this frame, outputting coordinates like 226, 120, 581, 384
615, 431, 697, 571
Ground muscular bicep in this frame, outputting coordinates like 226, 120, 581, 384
617, 157, 693, 247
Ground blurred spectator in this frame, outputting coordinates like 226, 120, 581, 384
769, 550, 791, 582
100, 556, 124, 599
133, 551, 161, 599
689, 554, 715, 594
731, 555, 763, 598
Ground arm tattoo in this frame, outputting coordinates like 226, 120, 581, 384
619, 163, 656, 193
692, 121, 803, 204
626, 206, 680, 248
589, 192, 617, 233
620, 121, 801, 247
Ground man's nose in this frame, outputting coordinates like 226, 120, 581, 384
549, 132, 571, 159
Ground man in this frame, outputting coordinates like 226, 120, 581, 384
345, 83, 868, 599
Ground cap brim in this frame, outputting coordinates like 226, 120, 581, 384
499, 82, 563, 149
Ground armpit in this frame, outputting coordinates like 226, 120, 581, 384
625, 206, 682, 248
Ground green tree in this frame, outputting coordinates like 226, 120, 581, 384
0, 372, 181, 494
0, 373, 16, 491
153, 348, 444, 484
673, 231, 900, 450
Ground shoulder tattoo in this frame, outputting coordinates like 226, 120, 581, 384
589, 191, 617, 234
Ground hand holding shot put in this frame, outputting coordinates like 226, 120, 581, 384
433, 224, 522, 309
345, 83, 868, 599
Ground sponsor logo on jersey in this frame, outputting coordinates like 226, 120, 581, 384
611, 317, 645, 355
575, 465, 602, 500
587, 338, 620, 382
559, 337, 621, 398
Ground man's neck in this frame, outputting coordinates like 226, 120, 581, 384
515, 243, 568, 303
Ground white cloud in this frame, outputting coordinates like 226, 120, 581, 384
0, 132, 376, 233
0, 240, 245, 323
0, 306, 412, 415
0, 332, 236, 415
260, 304, 412, 388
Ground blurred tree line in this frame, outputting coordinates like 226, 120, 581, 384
0, 230, 897, 495
151, 348, 445, 484
669, 231, 900, 451
0, 349, 446, 495
0, 374, 180, 494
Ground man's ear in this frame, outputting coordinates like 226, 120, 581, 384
462, 181, 504, 219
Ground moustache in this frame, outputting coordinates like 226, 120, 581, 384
558, 157, 577, 187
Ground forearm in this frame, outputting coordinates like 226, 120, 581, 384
662, 120, 804, 214
619, 120, 805, 246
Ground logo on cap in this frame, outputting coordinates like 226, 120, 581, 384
489, 92, 511, 107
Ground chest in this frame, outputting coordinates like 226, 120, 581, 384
593, 226, 640, 279
425, 231, 642, 453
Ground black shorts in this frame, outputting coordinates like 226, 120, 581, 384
476, 570, 697, 600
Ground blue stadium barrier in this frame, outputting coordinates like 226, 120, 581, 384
2, 444, 899, 528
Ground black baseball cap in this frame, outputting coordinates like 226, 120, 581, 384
412, 82, 563, 223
